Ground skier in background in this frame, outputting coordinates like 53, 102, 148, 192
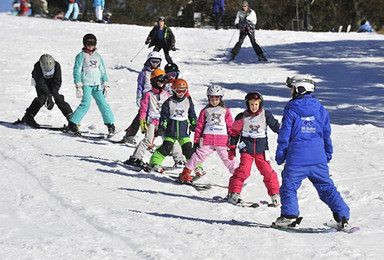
21, 54, 73, 127
145, 16, 176, 64
63, 0, 80, 21
358, 19, 376, 33
274, 75, 351, 231
229, 1, 267, 62
18, 0, 30, 16
212, 0, 225, 30
93, 0, 105, 22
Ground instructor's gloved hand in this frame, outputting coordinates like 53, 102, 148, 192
75, 82, 83, 98
145, 37, 151, 45
140, 118, 148, 133
171, 44, 176, 51
228, 145, 236, 160
103, 82, 110, 97
45, 94, 54, 110
189, 124, 196, 132
235, 23, 240, 29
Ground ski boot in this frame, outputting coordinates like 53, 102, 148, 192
119, 134, 137, 145
271, 194, 281, 207
123, 156, 147, 168
150, 164, 164, 173
173, 160, 185, 168
273, 215, 302, 228
67, 121, 80, 134
178, 168, 193, 182
194, 166, 206, 178
337, 216, 352, 232
258, 53, 268, 62
21, 113, 39, 128
227, 193, 243, 205
106, 124, 115, 136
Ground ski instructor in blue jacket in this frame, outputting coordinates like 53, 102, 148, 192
273, 75, 351, 231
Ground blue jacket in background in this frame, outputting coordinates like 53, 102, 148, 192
275, 94, 333, 166
212, 0, 225, 14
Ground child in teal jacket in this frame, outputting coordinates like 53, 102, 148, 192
68, 33, 115, 135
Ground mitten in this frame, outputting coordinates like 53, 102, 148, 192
136, 94, 142, 107
140, 118, 148, 133
171, 44, 176, 51
189, 124, 196, 132
75, 82, 83, 98
155, 125, 165, 137
228, 145, 236, 160
45, 94, 54, 110
103, 82, 110, 97
235, 23, 240, 29
145, 37, 151, 45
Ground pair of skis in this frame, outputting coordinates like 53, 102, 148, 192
231, 219, 360, 234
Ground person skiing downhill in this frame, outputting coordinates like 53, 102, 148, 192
227, 92, 280, 206
230, 1, 267, 62
145, 16, 176, 64
274, 75, 351, 231
67, 33, 115, 136
21, 54, 73, 127
178, 85, 237, 182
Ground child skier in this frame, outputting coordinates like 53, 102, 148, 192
149, 78, 197, 173
67, 33, 115, 136
123, 69, 184, 168
227, 92, 280, 206
120, 51, 162, 145
274, 75, 351, 231
21, 54, 73, 127
178, 85, 237, 182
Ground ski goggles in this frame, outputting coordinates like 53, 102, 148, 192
166, 71, 178, 81
156, 75, 167, 83
286, 77, 316, 88
149, 59, 161, 66
85, 40, 97, 46
42, 68, 55, 79
173, 87, 187, 95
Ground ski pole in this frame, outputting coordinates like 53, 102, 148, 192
224, 29, 237, 56
255, 39, 271, 58
130, 45, 146, 62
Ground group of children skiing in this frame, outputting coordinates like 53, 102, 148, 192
19, 13, 353, 232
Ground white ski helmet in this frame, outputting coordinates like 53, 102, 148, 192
147, 51, 162, 62
207, 85, 224, 97
286, 74, 316, 94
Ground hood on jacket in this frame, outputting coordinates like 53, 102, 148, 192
287, 95, 322, 117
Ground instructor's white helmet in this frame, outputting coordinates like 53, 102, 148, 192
207, 85, 224, 97
286, 74, 316, 94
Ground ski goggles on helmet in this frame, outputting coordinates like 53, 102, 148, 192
156, 75, 167, 83
149, 58, 161, 66
42, 68, 55, 79
173, 87, 187, 95
286, 77, 316, 88
166, 71, 178, 81
85, 40, 96, 46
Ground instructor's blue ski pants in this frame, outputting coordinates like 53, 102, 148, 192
280, 163, 350, 221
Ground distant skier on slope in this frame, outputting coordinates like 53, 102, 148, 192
229, 1, 267, 62
21, 54, 73, 128
145, 16, 176, 64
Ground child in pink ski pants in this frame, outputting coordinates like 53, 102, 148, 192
178, 85, 237, 182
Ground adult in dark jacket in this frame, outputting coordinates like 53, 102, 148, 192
145, 16, 176, 64
274, 75, 351, 231
212, 0, 225, 30
21, 54, 73, 127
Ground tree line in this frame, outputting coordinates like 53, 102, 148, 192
47, 0, 383, 32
